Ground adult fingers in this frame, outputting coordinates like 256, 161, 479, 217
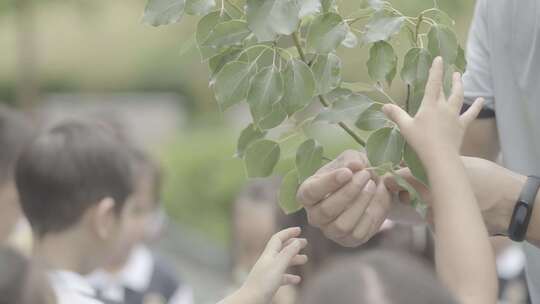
363, 182, 393, 239
317, 149, 368, 173
423, 57, 444, 104
322, 180, 377, 239
448, 72, 464, 112
297, 168, 353, 208
383, 168, 432, 204
460, 98, 485, 127
306, 170, 371, 227
265, 227, 302, 254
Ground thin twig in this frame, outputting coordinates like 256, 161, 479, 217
291, 31, 366, 147
224, 0, 243, 15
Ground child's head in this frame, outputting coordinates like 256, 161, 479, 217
0, 246, 56, 304
232, 179, 279, 272
107, 147, 164, 268
0, 106, 33, 242
15, 119, 133, 272
298, 250, 456, 304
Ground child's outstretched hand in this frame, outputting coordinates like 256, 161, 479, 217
220, 227, 308, 304
382, 56, 484, 163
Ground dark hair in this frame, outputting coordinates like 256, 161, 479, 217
298, 250, 457, 304
15, 119, 133, 237
0, 246, 55, 304
128, 147, 163, 203
0, 106, 33, 185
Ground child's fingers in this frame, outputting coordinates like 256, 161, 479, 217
460, 98, 484, 127
264, 227, 302, 254
281, 274, 302, 286
277, 238, 308, 269
382, 104, 412, 129
423, 57, 444, 104
289, 254, 309, 267
448, 72, 464, 112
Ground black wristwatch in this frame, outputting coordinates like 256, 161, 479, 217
508, 175, 540, 242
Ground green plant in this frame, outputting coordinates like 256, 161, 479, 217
144, 0, 465, 216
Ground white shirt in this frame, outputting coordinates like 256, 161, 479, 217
463, 0, 540, 302
49, 270, 103, 304
87, 245, 193, 304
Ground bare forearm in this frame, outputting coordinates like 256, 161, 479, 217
426, 152, 497, 304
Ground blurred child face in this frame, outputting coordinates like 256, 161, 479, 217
234, 202, 276, 270
107, 175, 159, 269
0, 181, 21, 242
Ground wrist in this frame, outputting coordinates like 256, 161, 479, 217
488, 172, 526, 236
238, 282, 267, 304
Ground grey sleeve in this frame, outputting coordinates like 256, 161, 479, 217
462, 0, 495, 110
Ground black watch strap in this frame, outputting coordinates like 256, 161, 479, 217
508, 175, 540, 242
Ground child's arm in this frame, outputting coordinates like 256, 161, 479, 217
383, 57, 497, 304
219, 227, 308, 304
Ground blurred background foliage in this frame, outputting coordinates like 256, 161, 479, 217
0, 0, 475, 243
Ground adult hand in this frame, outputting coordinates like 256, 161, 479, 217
385, 156, 525, 236
296, 150, 392, 247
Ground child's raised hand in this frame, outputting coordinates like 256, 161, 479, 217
382, 57, 484, 163
241, 227, 308, 304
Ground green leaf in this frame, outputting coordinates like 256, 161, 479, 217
323, 87, 352, 103
311, 53, 342, 94
342, 30, 359, 48
208, 48, 245, 80
259, 102, 288, 130
299, 0, 322, 18
185, 0, 215, 15
455, 45, 466, 72
364, 13, 405, 43
373, 162, 394, 176
214, 61, 257, 110
321, 0, 337, 12
315, 93, 372, 123
355, 103, 387, 130
427, 24, 458, 65
367, 41, 397, 85
281, 59, 316, 115
431, 9, 455, 27
366, 127, 404, 167
244, 139, 281, 177
247, 66, 285, 127
279, 170, 303, 214
143, 0, 185, 26
367, 0, 384, 11
202, 20, 251, 48
296, 139, 323, 182
403, 144, 428, 186
341, 82, 374, 93
408, 85, 424, 116
391, 172, 428, 217
196, 12, 232, 60
236, 123, 267, 158
306, 13, 348, 54
400, 48, 432, 86
246, 0, 301, 42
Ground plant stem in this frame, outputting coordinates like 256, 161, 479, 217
291, 31, 366, 147
405, 84, 411, 113
224, 0, 243, 15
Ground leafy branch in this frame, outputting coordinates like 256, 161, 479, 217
142, 0, 465, 215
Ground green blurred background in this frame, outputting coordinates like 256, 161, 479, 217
0, 0, 475, 244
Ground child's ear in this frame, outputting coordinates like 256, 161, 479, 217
93, 197, 117, 240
